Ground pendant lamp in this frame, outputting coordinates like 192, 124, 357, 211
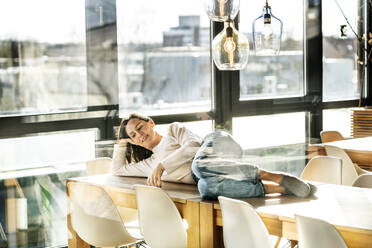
203, 0, 240, 22
212, 19, 249, 70
252, 0, 283, 55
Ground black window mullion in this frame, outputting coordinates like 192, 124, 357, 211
211, 21, 238, 133
305, 0, 323, 142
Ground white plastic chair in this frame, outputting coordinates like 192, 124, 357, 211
301, 156, 342, 184
324, 145, 359, 185
68, 182, 143, 247
134, 185, 187, 248
86, 157, 112, 176
218, 196, 271, 248
295, 214, 348, 248
352, 174, 372, 188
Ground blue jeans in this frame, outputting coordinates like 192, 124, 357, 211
192, 131, 265, 200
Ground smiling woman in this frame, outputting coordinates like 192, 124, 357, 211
113, 113, 201, 186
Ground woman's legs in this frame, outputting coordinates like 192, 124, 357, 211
192, 131, 311, 199
197, 176, 266, 200
259, 169, 283, 183
258, 169, 310, 197
263, 182, 285, 194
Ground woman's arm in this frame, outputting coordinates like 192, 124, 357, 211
160, 122, 202, 174
111, 143, 154, 177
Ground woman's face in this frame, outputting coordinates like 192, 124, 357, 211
125, 118, 157, 149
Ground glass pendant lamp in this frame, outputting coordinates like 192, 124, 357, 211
252, 0, 283, 55
203, 0, 240, 22
212, 19, 249, 70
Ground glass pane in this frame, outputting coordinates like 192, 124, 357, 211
323, 108, 352, 138
1, 171, 86, 248
117, 0, 211, 116
86, 0, 118, 106
0, 131, 96, 172
0, 130, 95, 247
0, 0, 87, 116
239, 0, 304, 100
232, 113, 307, 176
232, 112, 306, 149
322, 0, 359, 101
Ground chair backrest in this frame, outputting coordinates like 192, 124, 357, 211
324, 145, 359, 186
295, 215, 348, 248
86, 157, 112, 176
218, 196, 271, 248
134, 185, 187, 248
352, 174, 372, 188
301, 156, 342, 184
68, 182, 138, 247
320, 130, 344, 143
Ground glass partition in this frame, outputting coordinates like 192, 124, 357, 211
0, 130, 95, 247
232, 113, 307, 176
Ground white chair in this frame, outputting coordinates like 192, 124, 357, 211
134, 185, 187, 248
324, 145, 360, 185
301, 156, 342, 184
86, 157, 112, 176
68, 182, 143, 247
352, 174, 372, 188
218, 196, 271, 248
295, 214, 348, 248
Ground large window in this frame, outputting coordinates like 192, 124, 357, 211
0, 0, 87, 116
239, 0, 304, 100
322, 0, 360, 101
116, 0, 211, 116
323, 108, 353, 138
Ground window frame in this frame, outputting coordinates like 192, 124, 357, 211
0, 0, 370, 142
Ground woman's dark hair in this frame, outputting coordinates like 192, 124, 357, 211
117, 113, 153, 163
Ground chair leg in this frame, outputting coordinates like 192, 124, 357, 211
274, 236, 281, 248
290, 240, 298, 248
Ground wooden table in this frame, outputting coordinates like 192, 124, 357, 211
66, 175, 372, 248
66, 175, 203, 248
308, 136, 372, 169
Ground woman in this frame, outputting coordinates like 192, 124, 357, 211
112, 113, 313, 199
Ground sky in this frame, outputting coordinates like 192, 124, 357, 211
0, 0, 360, 44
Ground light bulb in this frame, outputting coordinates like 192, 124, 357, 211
212, 20, 249, 70
223, 27, 236, 67
252, 1, 283, 55
203, 0, 240, 22
262, 13, 272, 41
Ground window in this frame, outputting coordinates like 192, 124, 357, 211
232, 112, 306, 149
322, 0, 360, 101
116, 0, 211, 116
232, 113, 307, 176
323, 108, 352, 138
156, 120, 213, 139
239, 0, 304, 100
0, 130, 94, 247
0, 0, 87, 116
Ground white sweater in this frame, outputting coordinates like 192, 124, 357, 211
111, 122, 202, 184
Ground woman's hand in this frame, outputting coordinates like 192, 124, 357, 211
147, 163, 165, 187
